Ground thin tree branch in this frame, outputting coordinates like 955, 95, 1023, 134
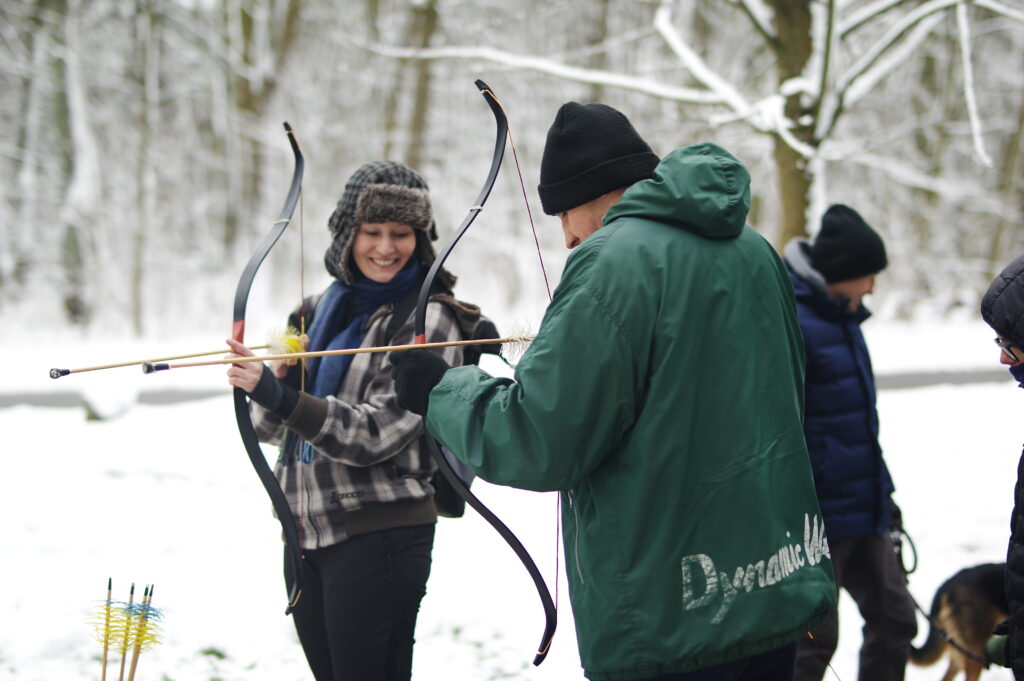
845, 14, 943, 108
710, 94, 817, 157
731, 0, 778, 46
847, 152, 1001, 213
956, 0, 992, 166
810, 0, 837, 133
657, 0, 817, 159
839, 0, 906, 39
973, 0, 1024, 22
820, 0, 957, 142
364, 43, 724, 104
652, 0, 751, 116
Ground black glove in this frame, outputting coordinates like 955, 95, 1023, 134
249, 364, 300, 419
391, 348, 450, 417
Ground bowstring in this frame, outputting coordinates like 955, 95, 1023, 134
299, 186, 306, 393
483, 87, 561, 615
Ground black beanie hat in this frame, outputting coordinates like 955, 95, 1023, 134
811, 204, 888, 283
537, 102, 660, 215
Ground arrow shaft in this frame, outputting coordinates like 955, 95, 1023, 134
145, 336, 530, 372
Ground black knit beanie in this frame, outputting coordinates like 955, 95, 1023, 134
537, 102, 660, 215
811, 204, 888, 283
981, 254, 1024, 350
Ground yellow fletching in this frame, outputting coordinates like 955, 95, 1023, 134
268, 326, 306, 355
131, 614, 163, 651
91, 603, 116, 646
90, 600, 163, 652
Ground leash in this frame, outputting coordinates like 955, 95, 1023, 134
805, 630, 844, 681
890, 511, 991, 667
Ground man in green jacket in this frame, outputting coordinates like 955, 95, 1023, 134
392, 102, 836, 681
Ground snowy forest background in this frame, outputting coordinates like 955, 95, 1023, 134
2, 0, 1023, 342
2, 2, 1024, 680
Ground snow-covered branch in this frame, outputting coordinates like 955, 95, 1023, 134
365, 43, 723, 105
732, 0, 777, 45
973, 0, 1024, 23
956, 1, 992, 167
839, 0, 905, 38
824, 0, 1023, 149
652, 0, 752, 116
847, 153, 1001, 213
811, 0, 837, 126
711, 94, 817, 158
651, 0, 813, 159
836, 0, 956, 97
819, 0, 957, 142
844, 14, 943, 109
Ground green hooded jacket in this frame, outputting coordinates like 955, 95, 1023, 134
427, 143, 836, 680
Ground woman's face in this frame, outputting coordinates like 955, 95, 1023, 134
352, 222, 417, 283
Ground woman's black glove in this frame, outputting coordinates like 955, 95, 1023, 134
249, 364, 300, 419
390, 348, 450, 416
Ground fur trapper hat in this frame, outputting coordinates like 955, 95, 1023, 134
324, 161, 454, 288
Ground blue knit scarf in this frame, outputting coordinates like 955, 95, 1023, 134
306, 260, 422, 399
294, 262, 421, 464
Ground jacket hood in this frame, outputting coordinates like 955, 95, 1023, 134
784, 238, 828, 295
785, 237, 871, 324
604, 142, 750, 239
982, 254, 1024, 349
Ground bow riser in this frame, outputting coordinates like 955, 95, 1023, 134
232, 121, 306, 614
413, 80, 557, 665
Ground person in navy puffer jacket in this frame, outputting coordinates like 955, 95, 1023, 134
784, 204, 917, 681
981, 253, 1024, 680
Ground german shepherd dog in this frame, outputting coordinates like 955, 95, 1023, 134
910, 562, 1008, 681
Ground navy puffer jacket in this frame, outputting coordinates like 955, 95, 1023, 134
784, 239, 894, 543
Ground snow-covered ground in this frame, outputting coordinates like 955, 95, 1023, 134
1, 318, 1019, 680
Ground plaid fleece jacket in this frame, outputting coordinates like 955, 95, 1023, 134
250, 296, 472, 549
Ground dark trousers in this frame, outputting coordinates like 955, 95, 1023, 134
794, 534, 917, 681
644, 644, 796, 681
284, 524, 435, 681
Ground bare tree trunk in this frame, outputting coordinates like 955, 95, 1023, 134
374, 0, 402, 161
988, 86, 1024, 278
6, 0, 50, 297
769, 0, 815, 245
905, 50, 950, 304
376, 0, 439, 168
131, 1, 160, 336
223, 0, 302, 252
58, 0, 101, 325
586, 0, 612, 103
405, 0, 438, 171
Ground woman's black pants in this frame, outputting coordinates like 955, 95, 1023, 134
284, 524, 435, 681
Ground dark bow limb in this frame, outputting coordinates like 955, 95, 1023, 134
414, 80, 557, 665
232, 122, 305, 615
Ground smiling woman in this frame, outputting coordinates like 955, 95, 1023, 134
222, 160, 489, 681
